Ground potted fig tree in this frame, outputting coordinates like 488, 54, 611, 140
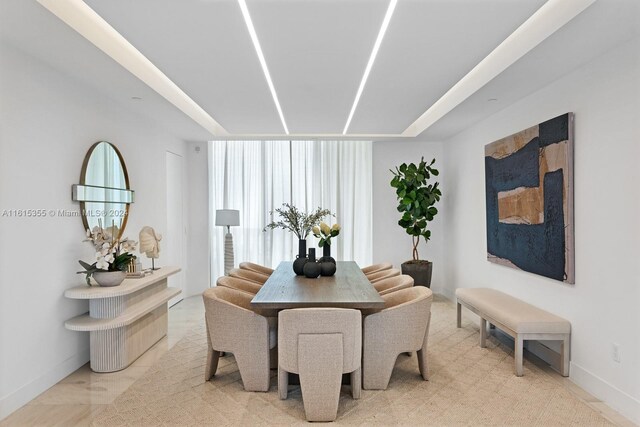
390, 157, 441, 287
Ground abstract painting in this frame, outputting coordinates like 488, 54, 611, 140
485, 113, 574, 283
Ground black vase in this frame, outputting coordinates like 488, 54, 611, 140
292, 239, 308, 275
303, 248, 321, 278
318, 244, 336, 264
320, 261, 336, 277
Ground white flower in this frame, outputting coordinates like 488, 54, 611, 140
320, 222, 331, 235
312, 226, 320, 235
104, 253, 114, 263
332, 223, 341, 232
95, 251, 104, 260
96, 257, 109, 270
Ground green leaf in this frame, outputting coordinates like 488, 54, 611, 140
399, 163, 407, 173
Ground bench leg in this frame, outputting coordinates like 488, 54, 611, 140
560, 335, 570, 377
515, 335, 524, 377
456, 302, 462, 328
480, 318, 487, 348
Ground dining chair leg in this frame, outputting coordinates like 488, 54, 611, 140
298, 333, 343, 422
350, 367, 361, 399
204, 322, 220, 381
278, 366, 288, 400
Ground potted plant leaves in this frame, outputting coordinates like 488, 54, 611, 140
390, 157, 441, 287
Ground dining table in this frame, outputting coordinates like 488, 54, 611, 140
250, 261, 384, 310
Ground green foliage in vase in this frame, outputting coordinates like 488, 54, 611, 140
312, 222, 341, 247
263, 203, 334, 239
390, 157, 441, 262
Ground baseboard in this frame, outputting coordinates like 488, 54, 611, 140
438, 286, 456, 302
0, 347, 90, 421
570, 362, 640, 425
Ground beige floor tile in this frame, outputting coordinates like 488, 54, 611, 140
0, 404, 106, 427
2, 294, 636, 427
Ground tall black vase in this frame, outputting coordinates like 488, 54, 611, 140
292, 239, 308, 275
318, 244, 336, 264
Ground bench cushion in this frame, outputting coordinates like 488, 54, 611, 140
456, 288, 570, 334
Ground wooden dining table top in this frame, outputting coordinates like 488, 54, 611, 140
250, 261, 384, 310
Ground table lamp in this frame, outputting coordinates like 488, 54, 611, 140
215, 209, 240, 275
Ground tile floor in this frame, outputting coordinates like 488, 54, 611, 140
0, 296, 205, 426
0, 295, 636, 426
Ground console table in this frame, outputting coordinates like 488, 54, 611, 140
64, 266, 181, 372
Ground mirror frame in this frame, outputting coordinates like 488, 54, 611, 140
76, 141, 132, 239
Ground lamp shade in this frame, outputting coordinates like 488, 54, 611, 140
215, 209, 239, 227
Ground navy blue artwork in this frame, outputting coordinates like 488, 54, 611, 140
485, 113, 574, 284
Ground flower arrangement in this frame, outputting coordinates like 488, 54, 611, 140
77, 225, 137, 285
312, 222, 341, 247
263, 203, 333, 239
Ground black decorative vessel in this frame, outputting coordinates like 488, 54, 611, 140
303, 248, 321, 278
292, 239, 308, 275
318, 244, 336, 264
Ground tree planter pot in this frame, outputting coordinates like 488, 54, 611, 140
401, 261, 433, 288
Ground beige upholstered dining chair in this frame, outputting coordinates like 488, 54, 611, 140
278, 308, 362, 422
217, 276, 262, 295
373, 274, 414, 296
203, 286, 276, 392
368, 268, 401, 284
361, 262, 393, 275
229, 268, 269, 284
362, 286, 433, 390
239, 262, 274, 276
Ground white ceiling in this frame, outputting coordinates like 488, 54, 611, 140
1, 0, 638, 141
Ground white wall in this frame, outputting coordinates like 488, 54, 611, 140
441, 37, 640, 423
185, 142, 210, 296
372, 140, 445, 294
0, 42, 189, 419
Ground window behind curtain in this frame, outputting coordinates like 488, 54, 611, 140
208, 140, 372, 282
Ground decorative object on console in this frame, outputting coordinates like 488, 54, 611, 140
390, 157, 441, 288
139, 226, 162, 270
72, 141, 134, 241
313, 221, 340, 265
216, 209, 240, 275
77, 221, 137, 287
484, 113, 574, 283
264, 203, 333, 275
303, 248, 321, 278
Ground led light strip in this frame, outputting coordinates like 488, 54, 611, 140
343, 0, 397, 135
238, 0, 289, 135
37, 0, 228, 136
402, 0, 596, 137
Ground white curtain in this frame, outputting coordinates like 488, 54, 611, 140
208, 140, 372, 282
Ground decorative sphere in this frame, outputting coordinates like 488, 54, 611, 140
293, 257, 308, 275
303, 261, 321, 278
320, 261, 337, 276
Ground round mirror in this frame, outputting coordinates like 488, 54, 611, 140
77, 141, 132, 239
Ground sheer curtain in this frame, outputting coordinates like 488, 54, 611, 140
209, 140, 372, 282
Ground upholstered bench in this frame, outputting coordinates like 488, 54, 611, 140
455, 288, 571, 377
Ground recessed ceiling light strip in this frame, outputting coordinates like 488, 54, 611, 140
343, 0, 397, 135
402, 0, 596, 137
37, 0, 228, 136
238, 0, 289, 135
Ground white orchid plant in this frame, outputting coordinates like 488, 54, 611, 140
312, 222, 341, 247
77, 225, 137, 285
